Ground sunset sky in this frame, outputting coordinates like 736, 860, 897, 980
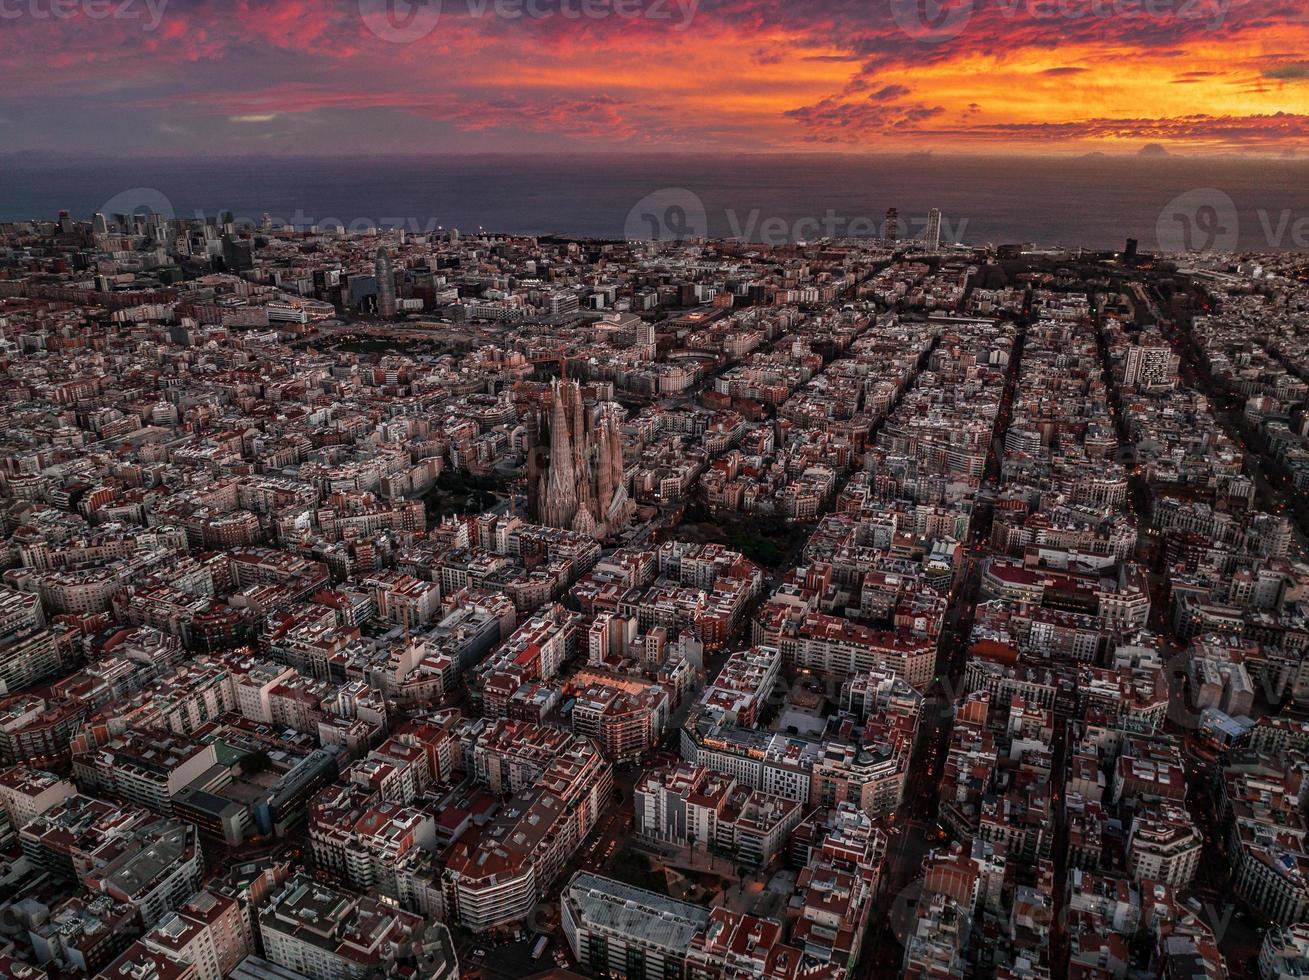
1, 0, 1306, 156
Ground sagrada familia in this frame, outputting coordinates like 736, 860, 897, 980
530, 380, 635, 540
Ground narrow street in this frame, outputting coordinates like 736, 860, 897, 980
854, 312, 1028, 978
1108, 286, 1285, 977
1151, 286, 1309, 558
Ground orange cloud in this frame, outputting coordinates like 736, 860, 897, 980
0, 0, 1303, 154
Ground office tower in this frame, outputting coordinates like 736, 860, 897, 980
1124, 238, 1139, 266
926, 208, 942, 252
222, 235, 254, 273
1123, 343, 1180, 390
885, 208, 899, 243
92, 213, 108, 235
375, 246, 398, 317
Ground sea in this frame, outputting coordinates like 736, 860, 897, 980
2, 153, 1306, 253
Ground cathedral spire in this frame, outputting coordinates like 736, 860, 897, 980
606, 412, 625, 507
596, 417, 615, 521
540, 381, 578, 528
538, 382, 630, 540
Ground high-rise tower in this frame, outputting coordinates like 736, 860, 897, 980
375, 246, 398, 317
926, 208, 942, 252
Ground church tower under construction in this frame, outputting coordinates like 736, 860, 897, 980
534, 380, 633, 540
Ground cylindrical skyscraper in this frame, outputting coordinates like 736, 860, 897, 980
375, 246, 398, 317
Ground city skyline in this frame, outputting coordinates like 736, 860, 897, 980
0, 201, 1306, 980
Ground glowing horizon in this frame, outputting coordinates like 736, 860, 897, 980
0, 0, 1305, 157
